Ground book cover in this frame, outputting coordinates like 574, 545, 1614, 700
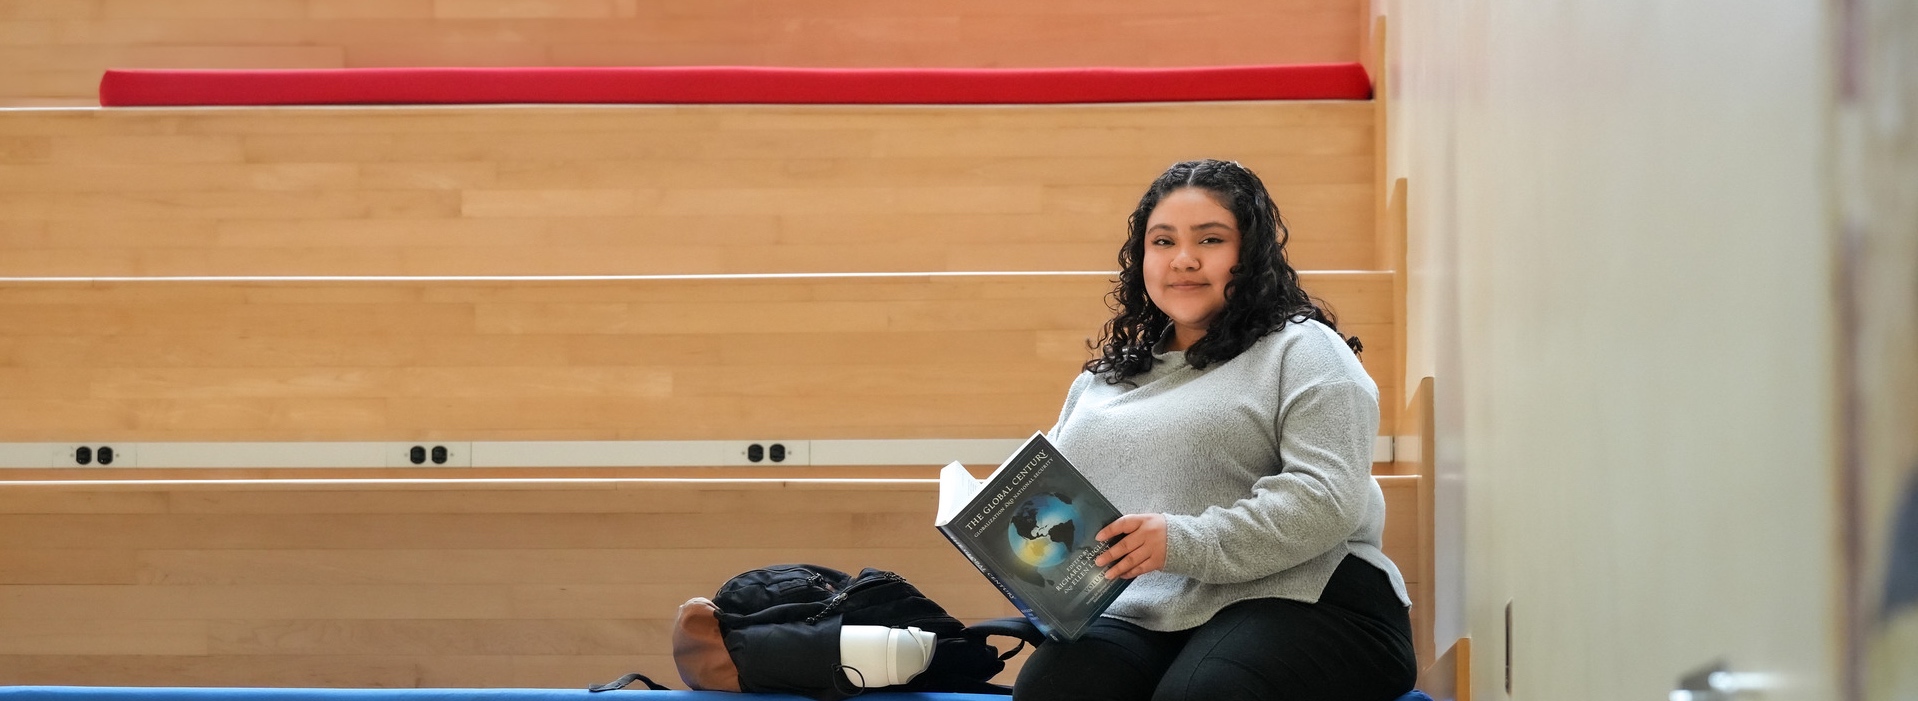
933, 431, 1130, 642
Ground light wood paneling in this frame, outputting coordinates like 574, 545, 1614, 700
0, 5, 1399, 691
0, 475, 1420, 687
0, 619, 209, 655
0, 479, 1012, 686
1387, 377, 1436, 669
1386, 177, 1409, 433
0, 0, 1363, 105
0, 272, 1397, 442
0, 102, 1376, 274
1418, 637, 1471, 701
1376, 474, 1418, 575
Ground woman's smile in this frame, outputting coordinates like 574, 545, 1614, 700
1142, 188, 1241, 351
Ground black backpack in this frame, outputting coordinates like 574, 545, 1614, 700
590, 563, 1041, 700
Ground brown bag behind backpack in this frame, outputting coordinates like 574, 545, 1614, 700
672, 597, 741, 691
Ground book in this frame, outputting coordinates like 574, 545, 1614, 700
933, 431, 1131, 642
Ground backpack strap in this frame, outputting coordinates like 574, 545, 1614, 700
962, 616, 1046, 661
586, 672, 671, 692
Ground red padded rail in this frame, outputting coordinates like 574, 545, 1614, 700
98, 64, 1372, 107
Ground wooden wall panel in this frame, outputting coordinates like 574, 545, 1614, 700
0, 476, 1419, 687
1417, 637, 1471, 701
0, 102, 1376, 275
0, 0, 1363, 106
1389, 378, 1437, 670
0, 272, 1396, 443
1376, 475, 1417, 573
0, 4, 1399, 689
0, 480, 1013, 687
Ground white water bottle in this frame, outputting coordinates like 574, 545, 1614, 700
838, 625, 937, 688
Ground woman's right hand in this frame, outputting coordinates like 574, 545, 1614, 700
1094, 513, 1168, 580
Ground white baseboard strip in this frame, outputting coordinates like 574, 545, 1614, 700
0, 438, 1025, 470
1, 437, 1397, 469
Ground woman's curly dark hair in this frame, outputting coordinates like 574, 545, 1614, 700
1085, 159, 1360, 383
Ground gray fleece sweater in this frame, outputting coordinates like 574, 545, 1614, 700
1049, 319, 1410, 632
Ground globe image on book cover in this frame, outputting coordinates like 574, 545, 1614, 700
935, 431, 1131, 641
1008, 492, 1088, 571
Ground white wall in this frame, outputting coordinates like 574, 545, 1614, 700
1381, 1, 1840, 698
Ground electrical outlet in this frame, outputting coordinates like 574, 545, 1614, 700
385, 442, 471, 467
722, 441, 810, 466
56, 444, 135, 467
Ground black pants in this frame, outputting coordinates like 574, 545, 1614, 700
1013, 555, 1416, 701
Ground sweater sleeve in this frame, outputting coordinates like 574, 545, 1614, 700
1158, 378, 1380, 584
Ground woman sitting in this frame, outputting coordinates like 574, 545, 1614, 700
1015, 159, 1416, 701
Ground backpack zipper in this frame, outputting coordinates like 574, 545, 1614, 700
804, 571, 903, 623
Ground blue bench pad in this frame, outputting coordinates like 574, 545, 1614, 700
0, 691, 966, 701
0, 688, 1435, 701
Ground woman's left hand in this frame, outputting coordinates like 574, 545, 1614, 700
1094, 513, 1168, 580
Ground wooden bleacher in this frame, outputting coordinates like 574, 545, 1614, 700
0, 476, 1424, 687
0, 0, 1364, 107
0, 102, 1377, 275
0, 100, 1397, 447
0, 0, 1439, 688
0, 272, 1389, 447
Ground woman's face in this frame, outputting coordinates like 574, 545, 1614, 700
1142, 187, 1240, 351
